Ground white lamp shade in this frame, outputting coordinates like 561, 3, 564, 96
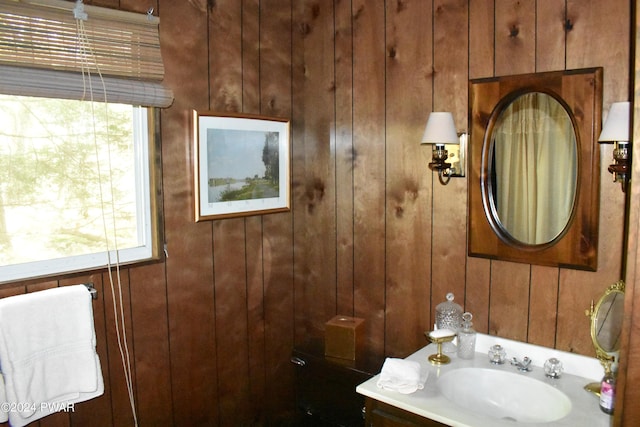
599, 101, 630, 142
421, 112, 458, 145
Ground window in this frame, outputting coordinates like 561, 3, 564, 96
0, 1, 171, 283
0, 95, 159, 283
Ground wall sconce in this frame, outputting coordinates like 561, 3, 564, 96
421, 112, 465, 185
598, 101, 630, 192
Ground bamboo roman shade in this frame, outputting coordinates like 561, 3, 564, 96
0, 0, 173, 107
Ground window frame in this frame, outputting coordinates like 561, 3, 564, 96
0, 106, 163, 284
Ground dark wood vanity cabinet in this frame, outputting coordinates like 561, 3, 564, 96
291, 341, 447, 427
291, 340, 383, 426
364, 398, 449, 427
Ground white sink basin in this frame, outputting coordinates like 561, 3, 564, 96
438, 368, 572, 423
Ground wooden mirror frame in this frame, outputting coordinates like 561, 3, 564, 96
468, 68, 603, 270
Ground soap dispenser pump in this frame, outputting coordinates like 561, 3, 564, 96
457, 312, 476, 359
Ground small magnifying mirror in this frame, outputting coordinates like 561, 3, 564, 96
584, 280, 625, 396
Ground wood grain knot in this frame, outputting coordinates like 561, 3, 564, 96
353, 5, 364, 21
564, 19, 574, 31
304, 178, 326, 215
311, 3, 320, 19
509, 25, 519, 38
298, 22, 311, 37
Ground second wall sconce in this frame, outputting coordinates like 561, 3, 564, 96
421, 112, 466, 185
598, 101, 631, 192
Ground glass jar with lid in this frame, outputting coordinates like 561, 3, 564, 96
435, 293, 462, 352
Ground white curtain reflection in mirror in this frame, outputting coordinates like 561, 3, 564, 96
492, 92, 577, 244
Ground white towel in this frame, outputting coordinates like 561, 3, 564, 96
0, 285, 104, 427
376, 357, 428, 394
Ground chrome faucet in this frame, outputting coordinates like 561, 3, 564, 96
511, 356, 532, 372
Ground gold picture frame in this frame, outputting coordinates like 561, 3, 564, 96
193, 111, 291, 221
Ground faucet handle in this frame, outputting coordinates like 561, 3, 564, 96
544, 358, 563, 378
488, 344, 506, 364
511, 356, 533, 372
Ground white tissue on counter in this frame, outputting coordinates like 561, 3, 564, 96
376, 357, 428, 394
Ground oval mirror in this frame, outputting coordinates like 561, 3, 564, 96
489, 92, 577, 245
468, 68, 602, 270
589, 280, 625, 356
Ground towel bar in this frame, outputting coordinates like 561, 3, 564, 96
83, 283, 98, 300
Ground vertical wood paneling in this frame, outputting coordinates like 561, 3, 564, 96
527, 266, 560, 348
431, 0, 469, 328
0, 1, 634, 425
213, 220, 251, 425
489, 261, 531, 341
384, 0, 433, 358
536, 0, 566, 72
469, 0, 494, 79
465, 257, 491, 334
241, 2, 267, 422
262, 216, 295, 421
84, 0, 118, 7
619, 5, 639, 424
352, 0, 387, 357
245, 216, 267, 422
243, 0, 261, 113
293, 0, 338, 340
335, 0, 356, 316
259, 0, 295, 419
97, 272, 136, 427
567, 0, 630, 100
37, 406, 66, 427
262, 211, 295, 420
494, 0, 536, 76
260, 0, 293, 118
291, 1, 307, 344
118, 0, 155, 14
208, 1, 253, 424
160, 0, 217, 425
209, 0, 243, 111
466, 0, 494, 334
128, 263, 173, 426
0, 285, 26, 299
618, 8, 640, 420
112, 0, 174, 414
433, 0, 469, 122
556, 0, 629, 356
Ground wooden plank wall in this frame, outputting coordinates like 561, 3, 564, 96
616, 3, 639, 426
292, 0, 630, 358
0, 0, 634, 426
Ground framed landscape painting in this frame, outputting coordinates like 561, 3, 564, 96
193, 111, 291, 221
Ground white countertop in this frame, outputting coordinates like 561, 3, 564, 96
356, 334, 612, 427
